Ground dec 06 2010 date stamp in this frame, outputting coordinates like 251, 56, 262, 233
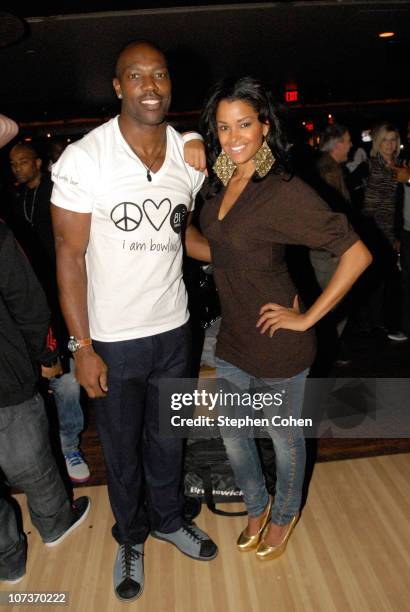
0, 592, 69, 606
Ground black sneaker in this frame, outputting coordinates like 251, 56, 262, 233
113, 543, 144, 602
44, 496, 91, 547
151, 521, 218, 561
1, 571, 25, 584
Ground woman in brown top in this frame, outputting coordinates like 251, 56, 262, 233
188, 77, 371, 561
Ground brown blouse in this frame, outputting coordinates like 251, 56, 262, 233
200, 174, 359, 378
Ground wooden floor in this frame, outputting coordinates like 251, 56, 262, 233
2, 453, 409, 612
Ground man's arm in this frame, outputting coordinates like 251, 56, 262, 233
185, 213, 211, 262
51, 204, 108, 398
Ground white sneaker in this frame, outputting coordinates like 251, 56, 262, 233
387, 331, 408, 342
64, 450, 90, 483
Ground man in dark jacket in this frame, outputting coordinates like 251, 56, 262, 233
0, 106, 90, 585
309, 124, 355, 368
0, 219, 90, 583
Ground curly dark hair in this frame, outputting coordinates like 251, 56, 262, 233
199, 76, 290, 195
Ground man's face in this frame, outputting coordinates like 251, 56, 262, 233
9, 146, 41, 185
113, 43, 171, 127
335, 131, 352, 162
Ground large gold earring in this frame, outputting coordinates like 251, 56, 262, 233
213, 151, 236, 186
252, 139, 275, 178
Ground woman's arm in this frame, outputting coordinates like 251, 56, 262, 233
257, 240, 372, 336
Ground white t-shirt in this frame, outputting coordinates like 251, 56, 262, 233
51, 117, 204, 341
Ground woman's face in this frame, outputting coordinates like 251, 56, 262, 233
379, 131, 398, 161
215, 98, 269, 169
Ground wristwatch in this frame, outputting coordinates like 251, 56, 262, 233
67, 336, 92, 353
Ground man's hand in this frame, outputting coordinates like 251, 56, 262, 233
41, 357, 64, 380
183, 138, 207, 173
74, 346, 108, 398
392, 164, 410, 183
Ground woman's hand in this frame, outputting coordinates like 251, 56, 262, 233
256, 295, 309, 337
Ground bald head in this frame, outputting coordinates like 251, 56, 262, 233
10, 142, 39, 158
115, 40, 166, 79
113, 40, 171, 128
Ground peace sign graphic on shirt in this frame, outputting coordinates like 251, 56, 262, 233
110, 202, 143, 231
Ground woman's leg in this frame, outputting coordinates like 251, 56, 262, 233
260, 369, 308, 545
216, 358, 269, 529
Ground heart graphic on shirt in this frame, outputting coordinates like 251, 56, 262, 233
143, 198, 172, 231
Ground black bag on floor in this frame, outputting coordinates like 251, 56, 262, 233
184, 437, 276, 517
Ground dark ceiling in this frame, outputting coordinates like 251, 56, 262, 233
1, 1, 410, 126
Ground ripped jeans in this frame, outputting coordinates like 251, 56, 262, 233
216, 357, 308, 525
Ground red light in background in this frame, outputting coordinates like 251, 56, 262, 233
305, 122, 314, 132
285, 90, 298, 103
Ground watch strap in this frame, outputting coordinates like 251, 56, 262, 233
68, 336, 92, 353
76, 337, 92, 349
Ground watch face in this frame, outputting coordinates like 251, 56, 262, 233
68, 337, 79, 352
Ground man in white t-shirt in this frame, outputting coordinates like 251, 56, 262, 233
51, 40, 214, 603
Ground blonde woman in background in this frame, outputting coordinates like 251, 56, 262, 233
359, 123, 404, 336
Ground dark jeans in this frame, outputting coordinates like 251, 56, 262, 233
0, 394, 72, 581
354, 244, 400, 331
92, 322, 191, 546
400, 230, 410, 335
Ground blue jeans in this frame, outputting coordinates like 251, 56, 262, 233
216, 358, 308, 525
49, 357, 84, 453
0, 394, 73, 580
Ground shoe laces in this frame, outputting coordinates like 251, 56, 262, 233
121, 545, 143, 577
65, 451, 84, 467
181, 522, 208, 543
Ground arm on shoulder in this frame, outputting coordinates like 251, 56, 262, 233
182, 132, 206, 172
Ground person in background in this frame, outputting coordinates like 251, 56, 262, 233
388, 122, 410, 341
309, 123, 357, 367
189, 76, 371, 561
47, 138, 68, 172
8, 141, 90, 483
360, 123, 404, 338
345, 128, 369, 210
0, 114, 90, 585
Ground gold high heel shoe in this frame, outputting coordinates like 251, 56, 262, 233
255, 512, 300, 560
237, 497, 272, 552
